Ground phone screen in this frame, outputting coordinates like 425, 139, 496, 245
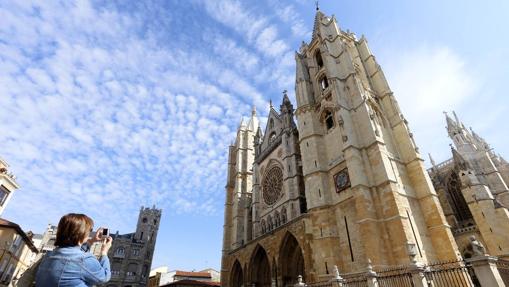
102, 228, 109, 236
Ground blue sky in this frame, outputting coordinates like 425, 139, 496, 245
1, 0, 508, 272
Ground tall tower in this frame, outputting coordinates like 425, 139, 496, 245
106, 205, 161, 286
294, 9, 460, 268
221, 108, 259, 283
135, 205, 161, 245
135, 205, 161, 281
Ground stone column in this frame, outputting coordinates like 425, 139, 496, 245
408, 262, 428, 287
329, 266, 345, 287
365, 259, 378, 287
407, 242, 428, 287
467, 256, 506, 287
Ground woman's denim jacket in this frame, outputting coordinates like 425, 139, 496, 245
35, 245, 110, 287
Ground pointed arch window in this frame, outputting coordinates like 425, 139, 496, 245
269, 118, 274, 129
319, 75, 329, 91
281, 207, 287, 224
114, 247, 125, 258
269, 132, 277, 144
315, 50, 323, 68
325, 111, 334, 130
268, 215, 274, 231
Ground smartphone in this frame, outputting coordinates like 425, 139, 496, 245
102, 228, 109, 239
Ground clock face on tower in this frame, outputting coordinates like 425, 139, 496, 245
262, 166, 283, 205
334, 168, 350, 193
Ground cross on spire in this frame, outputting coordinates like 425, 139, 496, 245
315, 0, 319, 11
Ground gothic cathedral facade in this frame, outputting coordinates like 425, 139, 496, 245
220, 8, 504, 287
428, 113, 509, 259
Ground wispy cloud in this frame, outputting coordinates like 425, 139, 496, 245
0, 0, 288, 233
0, 0, 313, 240
381, 45, 479, 163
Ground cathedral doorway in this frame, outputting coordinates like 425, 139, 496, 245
230, 260, 244, 287
279, 232, 305, 286
249, 245, 271, 287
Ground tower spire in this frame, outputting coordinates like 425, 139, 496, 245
452, 110, 460, 124
315, 0, 319, 11
429, 153, 437, 168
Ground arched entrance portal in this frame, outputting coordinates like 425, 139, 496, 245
279, 232, 305, 286
249, 245, 271, 287
230, 260, 244, 287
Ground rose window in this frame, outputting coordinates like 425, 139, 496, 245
262, 166, 283, 205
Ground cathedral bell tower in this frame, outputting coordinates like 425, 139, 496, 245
294, 9, 460, 268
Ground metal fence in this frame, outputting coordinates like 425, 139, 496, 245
341, 272, 368, 287
496, 258, 509, 286
303, 258, 490, 287
305, 272, 367, 287
374, 266, 413, 287
423, 260, 478, 287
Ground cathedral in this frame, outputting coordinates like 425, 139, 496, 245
428, 112, 509, 259
220, 7, 509, 287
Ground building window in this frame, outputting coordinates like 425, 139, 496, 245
261, 220, 267, 234
0, 186, 9, 206
325, 111, 334, 130
132, 249, 140, 256
269, 118, 274, 129
127, 263, 138, 276
142, 265, 148, 278
315, 50, 323, 68
319, 75, 329, 91
269, 132, 277, 144
268, 215, 274, 231
114, 247, 125, 258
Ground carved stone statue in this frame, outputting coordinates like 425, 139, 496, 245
295, 275, 306, 287
469, 235, 487, 256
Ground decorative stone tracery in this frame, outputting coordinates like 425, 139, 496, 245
262, 166, 283, 206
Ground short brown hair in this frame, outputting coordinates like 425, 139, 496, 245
55, 213, 94, 247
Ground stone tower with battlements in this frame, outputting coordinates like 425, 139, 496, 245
104, 205, 161, 287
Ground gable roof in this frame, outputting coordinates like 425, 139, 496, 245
0, 218, 39, 252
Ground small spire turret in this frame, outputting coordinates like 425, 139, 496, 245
451, 145, 471, 171
429, 153, 437, 168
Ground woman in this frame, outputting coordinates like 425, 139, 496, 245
36, 213, 113, 286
